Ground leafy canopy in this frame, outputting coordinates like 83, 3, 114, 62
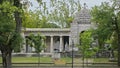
25, 0, 81, 28
0, 1, 22, 49
27, 33, 45, 53
91, 2, 115, 48
79, 30, 98, 58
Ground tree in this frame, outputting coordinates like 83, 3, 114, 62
91, 0, 120, 66
48, 0, 81, 28
0, 1, 23, 68
27, 33, 45, 67
22, 11, 42, 28
22, 11, 60, 28
79, 30, 98, 66
91, 2, 114, 48
35, 0, 81, 28
23, 0, 81, 28
22, 0, 81, 28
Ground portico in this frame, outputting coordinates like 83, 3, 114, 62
22, 28, 70, 54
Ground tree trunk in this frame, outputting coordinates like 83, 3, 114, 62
0, 0, 3, 4
38, 53, 40, 67
14, 0, 22, 33
0, 0, 22, 68
1, 51, 12, 68
118, 33, 120, 66
114, 17, 120, 66
14, 11, 22, 33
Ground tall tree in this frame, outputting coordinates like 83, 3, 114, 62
91, 0, 120, 66
79, 30, 98, 66
14, 0, 22, 32
0, 0, 23, 68
22, 10, 60, 28
35, 0, 81, 28
27, 33, 45, 67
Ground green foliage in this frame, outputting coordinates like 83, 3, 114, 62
0, 1, 23, 51
27, 33, 46, 53
41, 23, 60, 28
91, 0, 120, 49
34, 0, 81, 28
79, 30, 98, 58
0, 1, 23, 68
11, 33, 23, 52
0, 1, 23, 52
23, 0, 81, 28
110, 31, 118, 49
48, 0, 80, 28
22, 11, 41, 28
0, 1, 18, 14
22, 11, 60, 28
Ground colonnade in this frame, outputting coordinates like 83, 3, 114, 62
50, 35, 64, 53
21, 32, 70, 54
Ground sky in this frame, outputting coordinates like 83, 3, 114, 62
80, 0, 110, 8
29, 0, 110, 10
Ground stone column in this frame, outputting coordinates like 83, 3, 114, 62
60, 36, 63, 52
50, 36, 53, 53
68, 36, 70, 51
20, 32, 26, 53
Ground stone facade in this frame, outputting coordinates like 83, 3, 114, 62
70, 4, 92, 45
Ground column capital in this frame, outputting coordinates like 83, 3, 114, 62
50, 35, 53, 37
60, 35, 63, 37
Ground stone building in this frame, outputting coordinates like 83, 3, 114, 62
21, 4, 94, 57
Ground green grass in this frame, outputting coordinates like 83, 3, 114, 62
93, 58, 110, 63
0, 57, 73, 63
0, 57, 114, 63
0, 57, 117, 67
61, 57, 72, 63
0, 57, 52, 63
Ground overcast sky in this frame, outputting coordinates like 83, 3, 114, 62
80, 0, 110, 8
29, 0, 110, 10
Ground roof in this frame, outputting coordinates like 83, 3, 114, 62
73, 3, 91, 24
23, 28, 70, 32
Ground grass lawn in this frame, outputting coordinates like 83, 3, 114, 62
0, 57, 72, 63
12, 57, 52, 63
0, 57, 53, 63
93, 58, 118, 63
0, 57, 113, 63
0, 57, 116, 67
93, 58, 109, 63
